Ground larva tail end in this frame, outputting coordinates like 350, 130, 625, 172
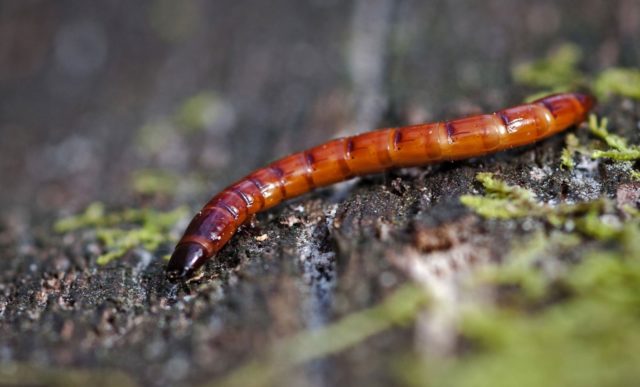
573, 92, 596, 114
166, 243, 206, 282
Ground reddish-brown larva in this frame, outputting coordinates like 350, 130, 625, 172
166, 93, 595, 281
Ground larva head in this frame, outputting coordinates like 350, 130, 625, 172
166, 242, 207, 282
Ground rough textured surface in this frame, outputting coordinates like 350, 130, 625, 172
1, 1, 639, 386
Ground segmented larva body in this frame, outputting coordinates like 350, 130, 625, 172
166, 93, 595, 281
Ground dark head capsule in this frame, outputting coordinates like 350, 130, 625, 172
166, 242, 206, 282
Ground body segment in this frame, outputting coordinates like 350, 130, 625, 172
167, 93, 595, 280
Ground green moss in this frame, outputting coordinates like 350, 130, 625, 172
594, 67, 640, 100
176, 91, 223, 133
414, 167, 640, 387
592, 149, 640, 161
275, 284, 428, 362
54, 203, 188, 265
136, 119, 175, 155
396, 219, 640, 387
588, 115, 629, 152
560, 145, 575, 169
399, 140, 640, 387
462, 224, 640, 387
54, 202, 108, 233
575, 210, 624, 241
130, 169, 181, 196
512, 44, 639, 101
481, 231, 581, 301
448, 297, 639, 387
473, 172, 536, 201
459, 195, 538, 219
460, 173, 543, 219
560, 133, 580, 169
94, 228, 166, 265
461, 173, 608, 229
585, 114, 640, 183
213, 284, 429, 387
512, 43, 585, 90
474, 214, 635, 305
136, 90, 227, 155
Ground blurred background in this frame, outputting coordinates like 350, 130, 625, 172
1, 0, 638, 215
1, 1, 639, 387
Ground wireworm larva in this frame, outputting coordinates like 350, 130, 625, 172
166, 92, 595, 281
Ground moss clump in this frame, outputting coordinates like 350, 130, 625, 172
176, 91, 225, 133
513, 43, 640, 102
136, 120, 176, 155
593, 67, 640, 100
513, 43, 585, 94
215, 284, 429, 387
136, 90, 229, 156
560, 133, 581, 170
557, 114, 640, 179
483, 231, 581, 300
398, 220, 640, 387
566, 114, 640, 180
130, 169, 181, 196
473, 172, 536, 201
459, 172, 540, 219
560, 147, 574, 169
460, 173, 610, 231
54, 203, 188, 264
411, 225, 640, 387
588, 114, 640, 161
